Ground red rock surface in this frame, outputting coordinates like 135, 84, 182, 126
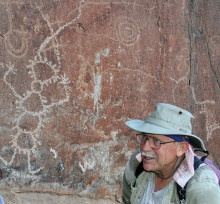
0, 0, 219, 202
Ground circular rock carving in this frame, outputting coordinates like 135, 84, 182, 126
4, 30, 28, 57
116, 17, 140, 46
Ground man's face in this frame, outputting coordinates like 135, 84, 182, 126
140, 133, 179, 176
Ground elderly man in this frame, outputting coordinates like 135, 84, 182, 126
122, 103, 220, 204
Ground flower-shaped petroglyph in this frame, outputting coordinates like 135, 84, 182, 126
0, 0, 89, 175
1, 56, 71, 174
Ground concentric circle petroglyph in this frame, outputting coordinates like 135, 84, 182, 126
4, 30, 28, 57
115, 16, 140, 46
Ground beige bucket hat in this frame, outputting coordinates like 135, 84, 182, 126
126, 103, 206, 151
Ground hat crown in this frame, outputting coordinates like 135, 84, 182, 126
146, 103, 194, 134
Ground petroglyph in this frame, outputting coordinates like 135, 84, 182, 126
191, 87, 220, 141
115, 16, 140, 46
4, 30, 28, 58
2, 1, 31, 58
169, 48, 190, 103
168, 43, 219, 141
1, 56, 71, 174
0, 0, 80, 174
170, 63, 219, 141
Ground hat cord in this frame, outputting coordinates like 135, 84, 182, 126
155, 156, 183, 179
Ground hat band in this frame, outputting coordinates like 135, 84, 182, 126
165, 135, 190, 143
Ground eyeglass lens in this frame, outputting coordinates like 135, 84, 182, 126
137, 134, 161, 149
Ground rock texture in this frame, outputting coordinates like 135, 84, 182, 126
0, 0, 219, 203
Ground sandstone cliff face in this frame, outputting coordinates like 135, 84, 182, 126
0, 0, 219, 203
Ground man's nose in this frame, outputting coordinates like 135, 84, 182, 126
141, 138, 152, 151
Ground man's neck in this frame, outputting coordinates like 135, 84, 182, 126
154, 155, 185, 191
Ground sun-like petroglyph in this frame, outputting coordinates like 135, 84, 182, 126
0, 0, 86, 174
0, 0, 106, 176
115, 16, 140, 46
1, 55, 71, 174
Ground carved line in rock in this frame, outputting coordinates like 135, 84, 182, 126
33, 0, 62, 69
35, 0, 85, 55
191, 87, 219, 141
169, 48, 191, 102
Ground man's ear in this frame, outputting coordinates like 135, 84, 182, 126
177, 142, 189, 157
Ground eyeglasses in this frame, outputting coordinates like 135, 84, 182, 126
136, 133, 176, 150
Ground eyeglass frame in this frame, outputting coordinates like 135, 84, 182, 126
136, 132, 176, 150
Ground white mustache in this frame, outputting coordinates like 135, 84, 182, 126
141, 151, 158, 159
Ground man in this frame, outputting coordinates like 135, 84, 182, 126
122, 103, 220, 204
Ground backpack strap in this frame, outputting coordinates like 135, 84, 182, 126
194, 149, 209, 162
133, 161, 144, 187
177, 156, 204, 202
135, 161, 144, 177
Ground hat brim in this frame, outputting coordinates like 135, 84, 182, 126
126, 120, 206, 151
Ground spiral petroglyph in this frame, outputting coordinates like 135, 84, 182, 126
115, 16, 140, 46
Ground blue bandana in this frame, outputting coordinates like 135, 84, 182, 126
165, 135, 190, 143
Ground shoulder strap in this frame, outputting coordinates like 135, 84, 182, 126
177, 156, 204, 202
133, 161, 144, 187
194, 149, 209, 162
135, 161, 144, 178
194, 156, 204, 169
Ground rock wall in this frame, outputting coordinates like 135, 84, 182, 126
0, 0, 219, 203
